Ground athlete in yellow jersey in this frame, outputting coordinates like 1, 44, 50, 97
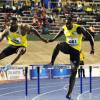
0, 17, 47, 71
47, 15, 94, 99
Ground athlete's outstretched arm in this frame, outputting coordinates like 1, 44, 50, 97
77, 26, 94, 54
48, 28, 64, 42
30, 26, 47, 43
0, 29, 8, 41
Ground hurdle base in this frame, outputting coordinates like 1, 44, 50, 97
89, 93, 92, 100
25, 96, 27, 100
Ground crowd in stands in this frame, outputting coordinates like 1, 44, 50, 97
0, 0, 56, 34
0, 0, 100, 35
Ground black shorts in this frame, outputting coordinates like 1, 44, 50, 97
1, 45, 26, 57
58, 42, 80, 68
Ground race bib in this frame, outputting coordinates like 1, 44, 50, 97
67, 37, 78, 46
11, 38, 21, 44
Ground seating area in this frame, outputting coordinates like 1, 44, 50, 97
0, 2, 100, 35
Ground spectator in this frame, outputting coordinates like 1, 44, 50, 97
30, 0, 35, 7
77, 15, 86, 25
77, 15, 82, 24
46, 14, 55, 24
95, 11, 100, 22
32, 12, 39, 26
85, 6, 93, 15
88, 24, 95, 38
77, 2, 83, 12
51, 0, 58, 9
42, 17, 49, 34
4, 13, 12, 29
41, 0, 44, 7
16, 6, 23, 16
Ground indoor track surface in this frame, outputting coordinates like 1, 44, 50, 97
0, 77, 100, 100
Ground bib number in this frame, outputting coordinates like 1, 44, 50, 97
11, 38, 21, 44
68, 38, 78, 46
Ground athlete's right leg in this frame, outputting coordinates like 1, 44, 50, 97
11, 47, 26, 65
66, 66, 78, 98
66, 49, 80, 98
50, 42, 70, 65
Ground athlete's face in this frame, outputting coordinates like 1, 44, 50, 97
66, 17, 73, 30
10, 19, 18, 32
66, 20, 73, 30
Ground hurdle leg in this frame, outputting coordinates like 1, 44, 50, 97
80, 66, 83, 100
80, 66, 83, 94
25, 67, 28, 100
37, 66, 40, 94
89, 66, 92, 100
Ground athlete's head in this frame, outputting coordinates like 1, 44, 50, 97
66, 15, 73, 30
10, 17, 18, 32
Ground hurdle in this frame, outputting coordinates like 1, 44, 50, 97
80, 66, 92, 100
29, 64, 93, 97
89, 66, 92, 100
31, 64, 71, 95
89, 66, 92, 93
37, 66, 40, 94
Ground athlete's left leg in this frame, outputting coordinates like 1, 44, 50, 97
50, 42, 70, 65
44, 42, 70, 68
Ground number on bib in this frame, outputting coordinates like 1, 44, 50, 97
68, 38, 78, 46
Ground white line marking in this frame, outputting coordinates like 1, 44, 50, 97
0, 81, 67, 91
77, 87, 100, 100
32, 79, 100, 100
32, 84, 69, 100
0, 83, 66, 97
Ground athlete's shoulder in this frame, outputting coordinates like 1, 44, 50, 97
73, 23, 80, 27
62, 25, 67, 29
3, 26, 9, 33
20, 24, 31, 31
77, 26, 86, 32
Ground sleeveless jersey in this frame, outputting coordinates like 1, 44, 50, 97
8, 27, 28, 47
62, 23, 83, 51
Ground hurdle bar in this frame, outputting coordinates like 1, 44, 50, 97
80, 66, 83, 94
25, 67, 28, 100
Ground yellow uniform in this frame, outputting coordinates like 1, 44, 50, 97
62, 24, 83, 51
80, 51, 85, 61
8, 27, 28, 47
